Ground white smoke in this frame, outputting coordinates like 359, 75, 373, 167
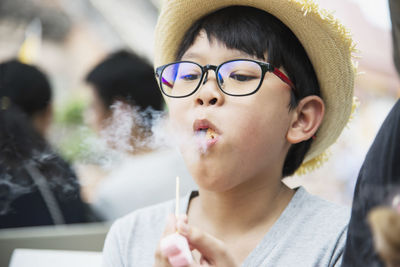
0, 173, 32, 215
78, 101, 174, 170
0, 100, 212, 216
194, 130, 208, 154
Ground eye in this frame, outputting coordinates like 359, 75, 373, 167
229, 73, 258, 82
180, 74, 200, 81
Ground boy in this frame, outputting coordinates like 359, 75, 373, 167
102, 0, 356, 266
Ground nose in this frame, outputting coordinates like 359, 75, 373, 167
195, 69, 224, 106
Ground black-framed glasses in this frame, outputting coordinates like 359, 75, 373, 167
155, 59, 295, 98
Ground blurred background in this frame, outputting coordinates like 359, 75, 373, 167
0, 0, 399, 210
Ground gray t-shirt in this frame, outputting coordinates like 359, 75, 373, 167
102, 187, 350, 267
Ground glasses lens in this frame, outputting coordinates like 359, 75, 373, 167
218, 60, 262, 95
161, 62, 202, 97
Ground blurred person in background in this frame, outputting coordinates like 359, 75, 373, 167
84, 49, 195, 221
342, 0, 400, 266
0, 59, 97, 229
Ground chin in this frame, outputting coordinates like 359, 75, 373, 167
191, 169, 236, 192
196, 180, 234, 193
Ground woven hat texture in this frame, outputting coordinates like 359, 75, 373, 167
154, 0, 357, 174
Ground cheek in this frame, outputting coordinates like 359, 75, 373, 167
167, 99, 186, 122
230, 104, 292, 167
167, 105, 188, 140
168, 106, 182, 126
166, 103, 195, 153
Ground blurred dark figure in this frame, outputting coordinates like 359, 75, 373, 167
0, 59, 97, 229
391, 0, 400, 76
85, 49, 164, 135
342, 101, 400, 266
342, 0, 400, 266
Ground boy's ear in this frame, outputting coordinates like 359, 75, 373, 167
286, 95, 325, 144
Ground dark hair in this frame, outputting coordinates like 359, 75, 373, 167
0, 59, 53, 164
0, 59, 52, 117
86, 50, 164, 111
0, 61, 94, 225
176, 6, 321, 177
0, 105, 47, 165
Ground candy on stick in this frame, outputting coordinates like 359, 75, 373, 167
206, 128, 216, 140
160, 176, 193, 267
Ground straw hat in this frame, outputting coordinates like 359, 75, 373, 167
154, 0, 357, 174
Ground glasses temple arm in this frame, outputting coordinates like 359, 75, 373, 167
272, 68, 295, 90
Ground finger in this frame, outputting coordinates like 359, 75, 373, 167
168, 253, 193, 267
176, 221, 192, 251
156, 239, 192, 267
176, 214, 188, 223
154, 245, 173, 267
177, 223, 227, 262
176, 214, 188, 235
162, 214, 177, 237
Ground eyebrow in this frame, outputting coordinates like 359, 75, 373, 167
181, 50, 257, 61
181, 52, 202, 61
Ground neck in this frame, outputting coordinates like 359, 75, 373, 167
188, 173, 294, 238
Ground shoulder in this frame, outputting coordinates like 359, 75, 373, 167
115, 198, 176, 231
290, 187, 350, 228
102, 199, 176, 267
106, 189, 194, 235
253, 186, 350, 266
286, 187, 350, 242
281, 187, 350, 266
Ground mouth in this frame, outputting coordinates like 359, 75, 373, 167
193, 119, 220, 151
193, 119, 220, 139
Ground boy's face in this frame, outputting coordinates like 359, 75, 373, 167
166, 31, 295, 192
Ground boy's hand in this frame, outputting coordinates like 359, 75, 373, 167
177, 218, 238, 267
154, 214, 239, 267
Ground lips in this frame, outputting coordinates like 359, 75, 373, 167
193, 119, 221, 150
